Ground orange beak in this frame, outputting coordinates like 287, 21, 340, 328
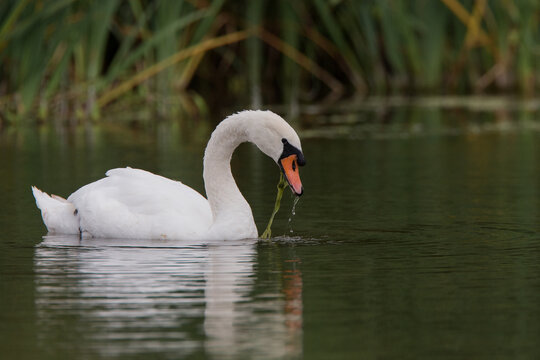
279, 155, 303, 196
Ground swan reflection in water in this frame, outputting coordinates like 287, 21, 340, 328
34, 235, 302, 359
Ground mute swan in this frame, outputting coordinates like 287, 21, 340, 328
32, 110, 305, 241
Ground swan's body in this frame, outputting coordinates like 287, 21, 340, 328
32, 110, 305, 241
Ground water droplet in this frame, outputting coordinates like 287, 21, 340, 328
288, 197, 300, 234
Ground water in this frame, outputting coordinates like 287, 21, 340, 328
288, 196, 300, 234
2, 106, 540, 359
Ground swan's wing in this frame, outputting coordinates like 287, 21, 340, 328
67, 167, 212, 239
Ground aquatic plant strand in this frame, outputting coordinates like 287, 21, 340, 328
261, 173, 286, 239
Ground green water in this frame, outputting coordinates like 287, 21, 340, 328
2, 108, 540, 359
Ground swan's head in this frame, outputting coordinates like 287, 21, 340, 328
243, 110, 306, 196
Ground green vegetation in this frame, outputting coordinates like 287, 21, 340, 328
0, 0, 538, 123
261, 173, 286, 239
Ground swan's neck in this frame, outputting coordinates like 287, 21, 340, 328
203, 115, 256, 235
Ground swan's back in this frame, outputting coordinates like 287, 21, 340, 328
68, 168, 212, 240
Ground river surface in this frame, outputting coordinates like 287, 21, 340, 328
1, 105, 540, 359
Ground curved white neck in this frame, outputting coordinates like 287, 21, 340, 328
203, 114, 255, 235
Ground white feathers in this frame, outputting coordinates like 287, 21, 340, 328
32, 186, 79, 234
31, 110, 302, 241
64, 167, 213, 239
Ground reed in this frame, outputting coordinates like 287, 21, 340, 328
0, 0, 538, 123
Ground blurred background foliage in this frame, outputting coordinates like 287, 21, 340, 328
0, 0, 538, 123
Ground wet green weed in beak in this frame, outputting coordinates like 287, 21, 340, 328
261, 173, 286, 239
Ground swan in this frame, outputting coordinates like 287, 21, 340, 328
32, 110, 305, 241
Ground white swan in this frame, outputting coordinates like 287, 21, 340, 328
32, 110, 305, 241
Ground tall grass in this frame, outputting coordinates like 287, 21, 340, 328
0, 0, 538, 123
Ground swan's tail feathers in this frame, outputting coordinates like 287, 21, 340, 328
31, 186, 80, 234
